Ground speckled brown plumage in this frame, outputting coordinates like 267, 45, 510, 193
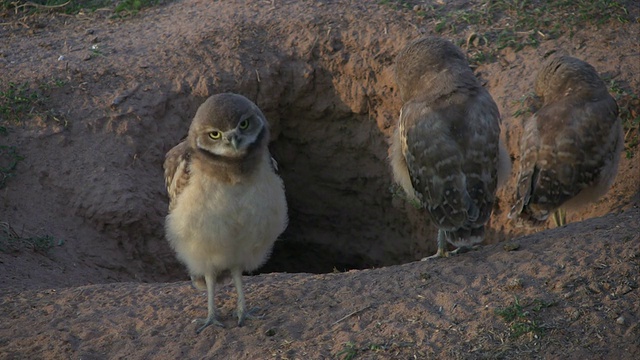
389, 37, 511, 259
509, 55, 622, 226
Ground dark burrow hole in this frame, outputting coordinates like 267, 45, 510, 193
258, 240, 376, 275
155, 68, 426, 279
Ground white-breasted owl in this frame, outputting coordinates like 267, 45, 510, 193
164, 93, 288, 333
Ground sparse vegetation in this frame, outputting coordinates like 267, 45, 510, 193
381, 0, 632, 60
336, 342, 358, 360
89, 43, 104, 58
0, 222, 62, 253
0, 80, 68, 127
0, 82, 43, 123
336, 340, 402, 359
606, 78, 640, 159
0, 0, 111, 14
0, 0, 173, 17
495, 296, 555, 339
114, 0, 166, 17
512, 92, 539, 118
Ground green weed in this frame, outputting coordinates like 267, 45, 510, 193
0, 222, 63, 253
495, 296, 554, 339
337, 342, 358, 360
0, 80, 68, 128
1, 0, 172, 17
336, 341, 393, 360
0, 0, 110, 15
512, 92, 538, 118
115, 0, 163, 17
0, 82, 43, 123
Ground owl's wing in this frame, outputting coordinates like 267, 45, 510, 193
400, 100, 477, 231
401, 88, 502, 233
456, 90, 502, 228
509, 114, 540, 219
164, 141, 191, 212
270, 156, 279, 172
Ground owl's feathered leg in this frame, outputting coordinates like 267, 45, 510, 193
232, 269, 264, 326
421, 230, 450, 260
231, 269, 247, 326
552, 208, 567, 227
194, 273, 224, 334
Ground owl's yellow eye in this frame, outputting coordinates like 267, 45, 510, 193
208, 131, 222, 140
238, 119, 249, 130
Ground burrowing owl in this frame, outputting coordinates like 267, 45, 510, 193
390, 37, 511, 259
509, 55, 623, 226
164, 93, 288, 333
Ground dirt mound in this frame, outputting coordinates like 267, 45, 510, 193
1, 208, 638, 359
2, 0, 637, 286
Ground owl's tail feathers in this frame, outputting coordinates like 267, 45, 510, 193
521, 204, 553, 223
508, 201, 524, 220
463, 191, 480, 223
508, 164, 538, 220
191, 272, 230, 291
509, 201, 553, 228
191, 275, 207, 291
444, 225, 485, 248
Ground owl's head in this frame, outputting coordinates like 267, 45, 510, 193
535, 55, 607, 103
188, 93, 268, 160
394, 36, 476, 102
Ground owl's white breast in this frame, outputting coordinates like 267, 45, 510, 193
166, 154, 288, 276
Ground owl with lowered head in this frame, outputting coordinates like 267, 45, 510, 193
509, 55, 623, 226
390, 37, 511, 259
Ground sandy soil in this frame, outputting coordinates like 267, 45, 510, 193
0, 0, 639, 358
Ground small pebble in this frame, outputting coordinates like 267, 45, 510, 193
503, 242, 520, 251
616, 316, 625, 325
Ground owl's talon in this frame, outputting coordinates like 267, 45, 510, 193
238, 306, 265, 326
193, 317, 224, 334
450, 245, 480, 255
421, 249, 449, 260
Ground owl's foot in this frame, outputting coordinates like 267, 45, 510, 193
232, 269, 266, 327
194, 272, 224, 333
193, 315, 224, 334
421, 230, 450, 260
421, 248, 450, 260
237, 306, 265, 327
450, 245, 480, 255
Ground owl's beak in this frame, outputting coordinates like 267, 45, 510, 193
229, 134, 240, 150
